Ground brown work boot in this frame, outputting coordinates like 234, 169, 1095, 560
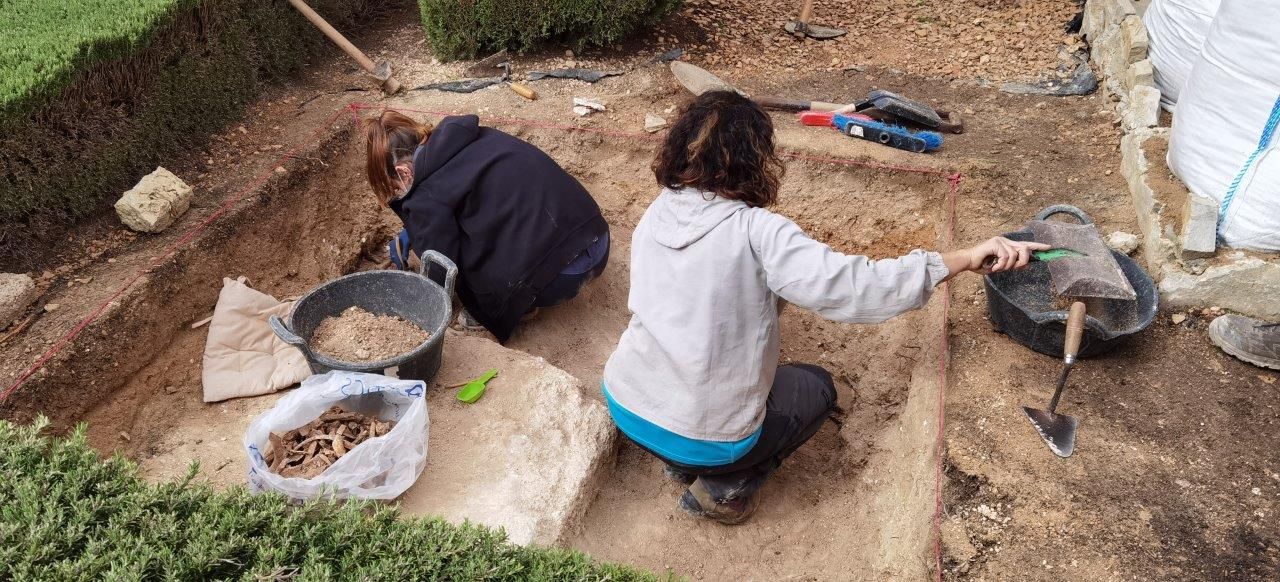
1209, 314, 1280, 370
678, 478, 761, 525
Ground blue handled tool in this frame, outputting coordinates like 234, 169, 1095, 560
799, 111, 943, 153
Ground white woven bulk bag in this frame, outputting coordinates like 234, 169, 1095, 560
1167, 0, 1280, 251
1143, 0, 1221, 110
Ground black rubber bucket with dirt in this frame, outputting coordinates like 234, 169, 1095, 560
270, 251, 457, 381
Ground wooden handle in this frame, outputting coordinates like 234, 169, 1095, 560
285, 0, 400, 94
797, 0, 814, 23
753, 96, 812, 111
1064, 301, 1086, 360
805, 100, 847, 112
508, 83, 537, 100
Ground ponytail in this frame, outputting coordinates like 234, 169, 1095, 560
365, 110, 433, 206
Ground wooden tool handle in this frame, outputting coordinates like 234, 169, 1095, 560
753, 96, 812, 111
798, 0, 814, 24
1064, 301, 1086, 361
509, 82, 537, 100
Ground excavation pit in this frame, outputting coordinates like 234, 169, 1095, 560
0, 103, 958, 580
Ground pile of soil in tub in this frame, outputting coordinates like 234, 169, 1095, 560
264, 406, 396, 479
310, 306, 430, 362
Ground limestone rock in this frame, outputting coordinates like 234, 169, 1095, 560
397, 334, 616, 546
1180, 193, 1218, 260
115, 167, 193, 233
0, 273, 36, 327
1122, 85, 1161, 130
644, 114, 668, 133
1106, 231, 1141, 255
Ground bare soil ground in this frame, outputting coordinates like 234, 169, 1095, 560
3, 1, 1278, 581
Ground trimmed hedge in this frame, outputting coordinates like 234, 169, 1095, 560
0, 417, 661, 580
419, 0, 681, 60
0, 0, 388, 271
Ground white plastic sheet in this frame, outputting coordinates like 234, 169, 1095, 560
244, 371, 428, 501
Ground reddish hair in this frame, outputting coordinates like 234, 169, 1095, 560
365, 110, 433, 205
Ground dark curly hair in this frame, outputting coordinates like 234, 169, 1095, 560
652, 90, 784, 208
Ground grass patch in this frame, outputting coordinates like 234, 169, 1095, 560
0, 0, 389, 271
0, 0, 195, 120
0, 417, 661, 580
419, 0, 682, 60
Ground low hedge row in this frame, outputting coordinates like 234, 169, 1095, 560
0, 0, 387, 270
418, 0, 682, 60
0, 417, 659, 580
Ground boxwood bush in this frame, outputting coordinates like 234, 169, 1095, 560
0, 0, 390, 271
419, 0, 681, 60
0, 417, 659, 581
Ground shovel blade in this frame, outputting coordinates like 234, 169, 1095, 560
1023, 405, 1078, 457
783, 21, 848, 39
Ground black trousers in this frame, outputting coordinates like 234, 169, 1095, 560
641, 363, 837, 502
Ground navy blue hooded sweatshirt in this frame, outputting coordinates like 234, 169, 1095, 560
389, 115, 607, 342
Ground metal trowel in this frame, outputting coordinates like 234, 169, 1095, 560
1025, 301, 1086, 457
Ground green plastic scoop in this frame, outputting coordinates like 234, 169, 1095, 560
456, 369, 498, 404
1033, 248, 1087, 262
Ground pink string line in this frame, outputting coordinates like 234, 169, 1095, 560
0, 104, 355, 404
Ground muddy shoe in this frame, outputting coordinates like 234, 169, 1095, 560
678, 478, 761, 525
663, 465, 696, 485
1209, 314, 1280, 370
452, 308, 486, 332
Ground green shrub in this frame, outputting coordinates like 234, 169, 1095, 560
0, 417, 660, 581
0, 0, 387, 271
419, 0, 681, 60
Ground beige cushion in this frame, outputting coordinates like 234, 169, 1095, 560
202, 277, 310, 403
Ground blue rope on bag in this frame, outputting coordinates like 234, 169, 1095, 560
1218, 94, 1280, 237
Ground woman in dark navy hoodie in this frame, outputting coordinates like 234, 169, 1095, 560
365, 109, 609, 342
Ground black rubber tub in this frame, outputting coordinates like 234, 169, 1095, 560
270, 251, 456, 382
984, 205, 1159, 358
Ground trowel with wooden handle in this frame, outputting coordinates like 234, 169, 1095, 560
1024, 301, 1086, 457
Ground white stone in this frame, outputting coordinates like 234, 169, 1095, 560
572, 105, 594, 117
114, 167, 193, 233
0, 273, 36, 327
1180, 193, 1218, 260
644, 114, 668, 133
1161, 257, 1280, 321
1124, 59, 1155, 93
397, 334, 616, 546
1121, 15, 1149, 64
1106, 231, 1141, 255
1122, 85, 1161, 130
572, 97, 606, 112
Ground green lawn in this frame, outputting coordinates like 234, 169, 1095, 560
0, 417, 661, 581
0, 0, 198, 115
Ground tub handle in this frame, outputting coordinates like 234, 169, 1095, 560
1034, 204, 1093, 225
420, 250, 458, 295
270, 315, 315, 359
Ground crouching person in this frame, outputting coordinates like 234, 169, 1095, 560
601, 91, 1047, 524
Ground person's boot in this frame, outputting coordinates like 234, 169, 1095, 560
678, 478, 761, 525
1209, 314, 1280, 370
663, 465, 696, 485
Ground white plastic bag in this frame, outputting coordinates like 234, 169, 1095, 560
1143, 0, 1221, 110
243, 371, 428, 501
1168, 0, 1280, 251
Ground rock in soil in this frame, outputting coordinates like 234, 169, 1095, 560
264, 406, 395, 479
310, 306, 429, 363
0, 273, 37, 327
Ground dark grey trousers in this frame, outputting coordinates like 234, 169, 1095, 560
639, 363, 838, 502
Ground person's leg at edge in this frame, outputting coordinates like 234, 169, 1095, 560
677, 363, 837, 523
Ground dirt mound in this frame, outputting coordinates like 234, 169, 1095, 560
311, 306, 429, 362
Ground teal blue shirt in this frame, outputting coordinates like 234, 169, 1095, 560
602, 382, 762, 467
